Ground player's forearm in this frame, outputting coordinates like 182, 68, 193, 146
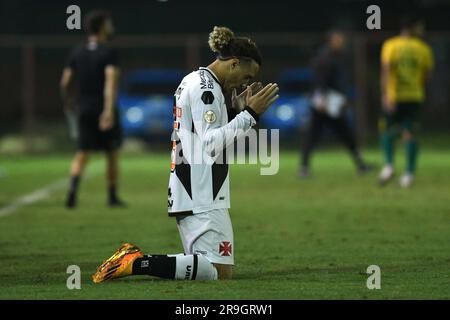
103, 67, 119, 113
103, 73, 118, 113
60, 68, 75, 108
103, 89, 116, 113
203, 108, 257, 156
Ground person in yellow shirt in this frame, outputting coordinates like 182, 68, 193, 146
378, 15, 434, 188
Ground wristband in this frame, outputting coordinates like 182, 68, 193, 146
243, 106, 259, 122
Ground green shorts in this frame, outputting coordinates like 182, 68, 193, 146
380, 102, 421, 133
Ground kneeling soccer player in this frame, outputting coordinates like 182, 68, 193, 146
92, 26, 279, 281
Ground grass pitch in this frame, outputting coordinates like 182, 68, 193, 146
0, 149, 449, 299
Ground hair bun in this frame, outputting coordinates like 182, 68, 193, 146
208, 26, 234, 53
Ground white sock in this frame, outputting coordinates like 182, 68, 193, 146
168, 254, 218, 280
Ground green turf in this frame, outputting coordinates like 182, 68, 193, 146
0, 148, 449, 299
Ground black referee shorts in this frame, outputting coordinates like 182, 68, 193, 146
77, 110, 123, 152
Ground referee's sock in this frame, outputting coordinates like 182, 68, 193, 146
108, 185, 126, 207
108, 185, 118, 202
65, 175, 80, 208
132, 254, 218, 280
69, 175, 80, 193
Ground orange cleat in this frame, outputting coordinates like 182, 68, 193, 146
92, 243, 143, 283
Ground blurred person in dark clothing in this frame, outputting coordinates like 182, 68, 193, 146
60, 10, 125, 208
299, 30, 372, 178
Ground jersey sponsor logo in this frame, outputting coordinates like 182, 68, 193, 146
219, 241, 232, 256
204, 110, 217, 123
199, 70, 214, 90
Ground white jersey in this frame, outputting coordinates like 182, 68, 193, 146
168, 67, 258, 216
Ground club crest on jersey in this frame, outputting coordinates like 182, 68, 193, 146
204, 110, 216, 123
219, 241, 232, 256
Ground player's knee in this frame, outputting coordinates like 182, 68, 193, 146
214, 264, 233, 280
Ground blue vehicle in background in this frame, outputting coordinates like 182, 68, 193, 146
118, 68, 356, 146
118, 68, 317, 143
117, 69, 184, 142
259, 68, 313, 137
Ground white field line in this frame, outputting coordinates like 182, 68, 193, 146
0, 162, 101, 218
0, 179, 68, 218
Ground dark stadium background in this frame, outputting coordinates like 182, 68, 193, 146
0, 0, 449, 152
1, 0, 450, 303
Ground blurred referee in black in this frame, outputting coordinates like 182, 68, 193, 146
60, 10, 125, 208
299, 30, 372, 178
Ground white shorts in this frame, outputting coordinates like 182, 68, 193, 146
176, 208, 234, 265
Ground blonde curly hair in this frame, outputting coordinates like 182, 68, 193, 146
208, 26, 235, 53
207, 26, 262, 65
